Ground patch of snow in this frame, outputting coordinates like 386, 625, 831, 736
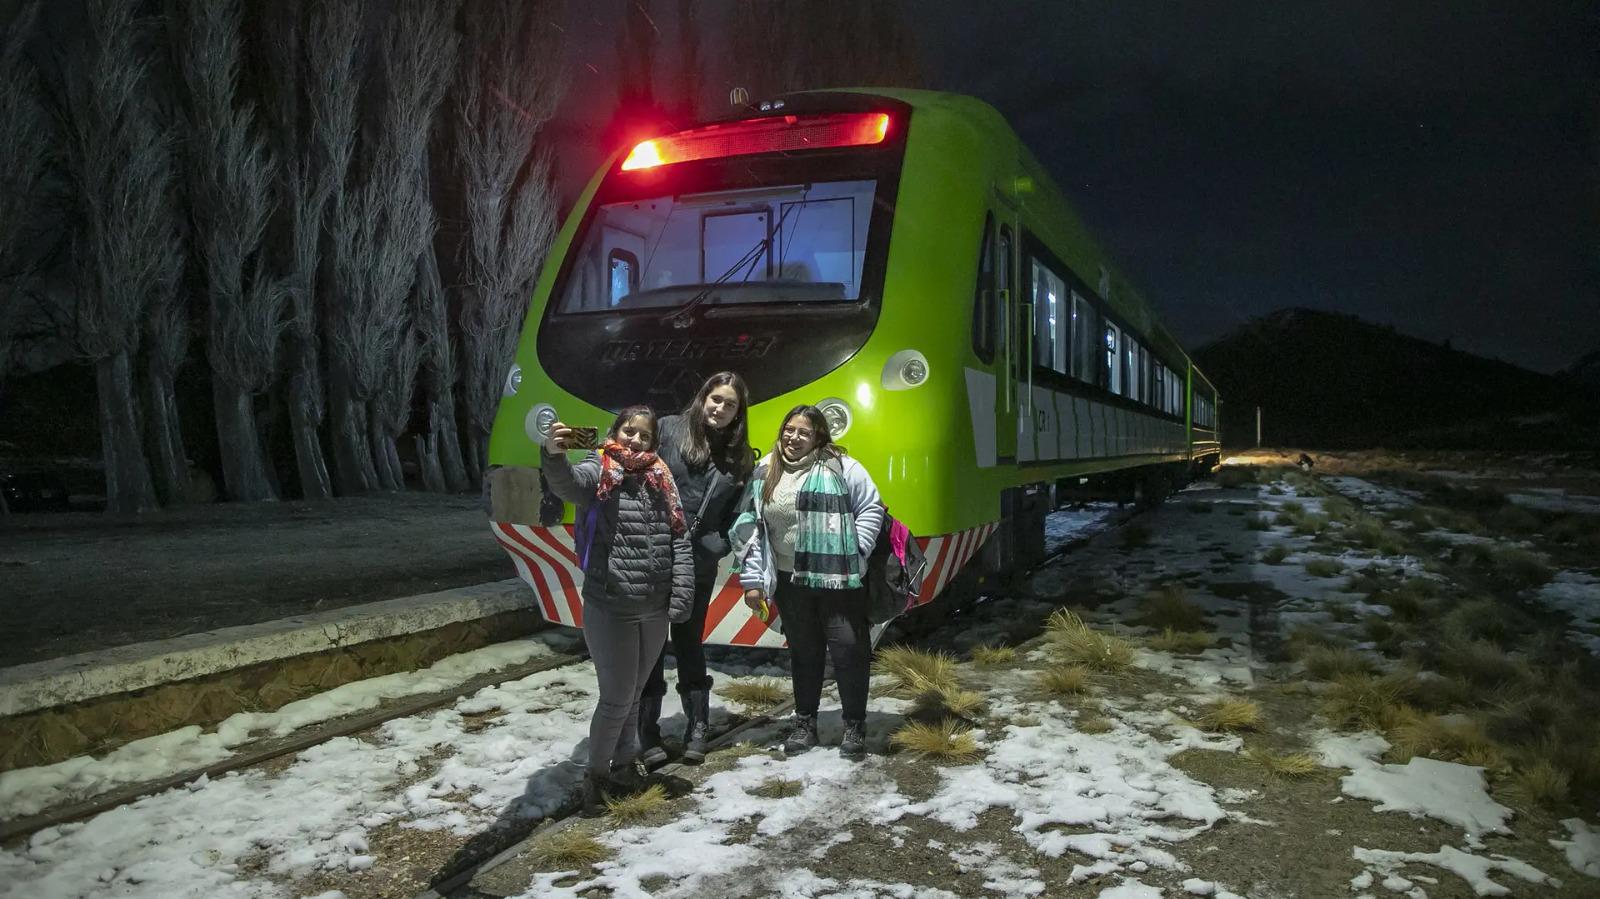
1534, 572, 1600, 656
1509, 488, 1600, 515
949, 842, 1045, 896
1550, 818, 1600, 878
1341, 758, 1510, 836
1046, 503, 1119, 554
1323, 477, 1420, 509
1353, 844, 1556, 896
1096, 879, 1164, 898
1314, 731, 1391, 770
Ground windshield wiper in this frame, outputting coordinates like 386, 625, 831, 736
660, 198, 803, 329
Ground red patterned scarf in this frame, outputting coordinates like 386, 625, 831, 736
595, 439, 687, 536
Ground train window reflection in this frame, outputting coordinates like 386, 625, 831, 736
556, 180, 878, 313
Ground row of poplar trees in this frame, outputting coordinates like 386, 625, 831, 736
0, 0, 564, 513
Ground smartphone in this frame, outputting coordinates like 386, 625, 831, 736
569, 426, 599, 449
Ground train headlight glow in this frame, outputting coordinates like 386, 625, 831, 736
503, 364, 522, 397
525, 403, 558, 442
880, 349, 930, 391
816, 397, 852, 438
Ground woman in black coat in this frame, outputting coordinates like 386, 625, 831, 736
638, 371, 754, 764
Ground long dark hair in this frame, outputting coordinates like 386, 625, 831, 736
680, 371, 753, 480
606, 404, 659, 451
761, 404, 839, 504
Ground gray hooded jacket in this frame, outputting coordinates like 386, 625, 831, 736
542, 448, 694, 624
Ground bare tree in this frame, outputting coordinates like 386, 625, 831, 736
170, 0, 285, 502
0, 1, 49, 397
142, 187, 190, 506
727, 0, 923, 99
259, 0, 355, 500
454, 0, 565, 481
328, 0, 458, 492
57, 0, 173, 514
373, 325, 423, 490
414, 240, 470, 492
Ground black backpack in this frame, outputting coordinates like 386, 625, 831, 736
865, 512, 930, 624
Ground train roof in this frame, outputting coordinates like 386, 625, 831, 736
792, 87, 1197, 372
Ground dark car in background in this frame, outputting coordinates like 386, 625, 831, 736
1, 470, 72, 512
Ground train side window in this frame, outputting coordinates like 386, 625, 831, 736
997, 225, 1014, 358
971, 215, 995, 363
607, 249, 639, 306
1072, 293, 1098, 383
1030, 258, 1069, 374
1104, 324, 1122, 395
1125, 337, 1142, 402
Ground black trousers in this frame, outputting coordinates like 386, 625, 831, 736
642, 570, 716, 698
776, 571, 870, 722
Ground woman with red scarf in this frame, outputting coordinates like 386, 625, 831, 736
543, 406, 693, 816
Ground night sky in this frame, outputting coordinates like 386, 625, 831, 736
555, 1, 1598, 373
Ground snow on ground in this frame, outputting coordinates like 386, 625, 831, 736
1533, 571, 1600, 656
1322, 476, 1421, 509
1550, 819, 1600, 879
1352, 845, 1557, 896
1508, 488, 1600, 515
1044, 503, 1118, 554
0, 636, 561, 820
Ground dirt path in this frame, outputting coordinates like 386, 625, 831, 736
1, 494, 510, 665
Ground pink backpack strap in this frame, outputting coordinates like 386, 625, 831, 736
890, 518, 909, 562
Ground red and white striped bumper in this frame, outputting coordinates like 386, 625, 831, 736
488, 520, 999, 647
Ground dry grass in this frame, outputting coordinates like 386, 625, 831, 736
889, 719, 981, 762
1076, 710, 1115, 734
1135, 584, 1207, 632
717, 741, 768, 760
1503, 760, 1571, 809
970, 644, 1016, 667
1199, 698, 1263, 732
1299, 645, 1377, 681
875, 645, 960, 695
1216, 466, 1258, 488
605, 783, 669, 824
1389, 714, 1501, 767
1044, 609, 1135, 671
1121, 524, 1153, 549
1372, 578, 1436, 622
1350, 517, 1407, 555
1261, 545, 1290, 565
1245, 514, 1272, 531
1433, 635, 1530, 688
749, 777, 804, 799
1304, 557, 1344, 578
912, 683, 987, 719
1442, 598, 1520, 645
1321, 496, 1358, 523
1148, 628, 1214, 654
1483, 547, 1554, 589
1321, 673, 1414, 731
1037, 662, 1092, 695
1245, 746, 1323, 779
529, 826, 610, 870
719, 678, 790, 712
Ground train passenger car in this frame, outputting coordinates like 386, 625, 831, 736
485, 89, 1221, 646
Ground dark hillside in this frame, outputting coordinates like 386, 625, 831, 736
1195, 309, 1599, 449
1565, 349, 1600, 393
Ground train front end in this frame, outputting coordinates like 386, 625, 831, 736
486, 91, 997, 646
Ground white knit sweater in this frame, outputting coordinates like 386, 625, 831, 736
762, 458, 810, 573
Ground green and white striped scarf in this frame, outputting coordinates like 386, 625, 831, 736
732, 453, 862, 590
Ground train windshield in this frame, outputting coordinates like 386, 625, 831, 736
553, 179, 879, 314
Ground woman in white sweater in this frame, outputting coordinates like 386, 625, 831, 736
731, 404, 884, 758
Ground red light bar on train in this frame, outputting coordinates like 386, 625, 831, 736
620, 112, 893, 171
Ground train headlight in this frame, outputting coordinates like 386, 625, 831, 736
503, 364, 522, 397
816, 397, 852, 438
525, 403, 558, 442
880, 349, 930, 391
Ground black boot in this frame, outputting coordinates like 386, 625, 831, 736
783, 713, 819, 755
638, 694, 668, 766
580, 770, 608, 818
840, 719, 866, 760
682, 689, 711, 764
609, 758, 649, 794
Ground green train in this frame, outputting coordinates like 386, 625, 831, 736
485, 89, 1221, 647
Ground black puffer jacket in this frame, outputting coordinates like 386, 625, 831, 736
655, 415, 748, 578
541, 449, 693, 624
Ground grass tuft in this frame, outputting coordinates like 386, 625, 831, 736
1121, 524, 1153, 549
889, 719, 981, 762
1245, 746, 1323, 779
1442, 598, 1520, 646
718, 741, 768, 760
1148, 628, 1214, 654
969, 644, 1016, 667
1299, 645, 1377, 681
1037, 662, 1092, 695
1076, 710, 1114, 733
1390, 715, 1500, 767
1503, 760, 1570, 809
1350, 517, 1407, 555
718, 678, 790, 713
529, 826, 610, 870
605, 783, 669, 824
1321, 674, 1414, 731
1433, 635, 1530, 688
1246, 514, 1272, 531
912, 683, 986, 719
1044, 609, 1135, 671
1135, 584, 1207, 632
749, 777, 804, 799
1303, 557, 1344, 578
1199, 698, 1263, 732
875, 645, 960, 695
1261, 545, 1290, 565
